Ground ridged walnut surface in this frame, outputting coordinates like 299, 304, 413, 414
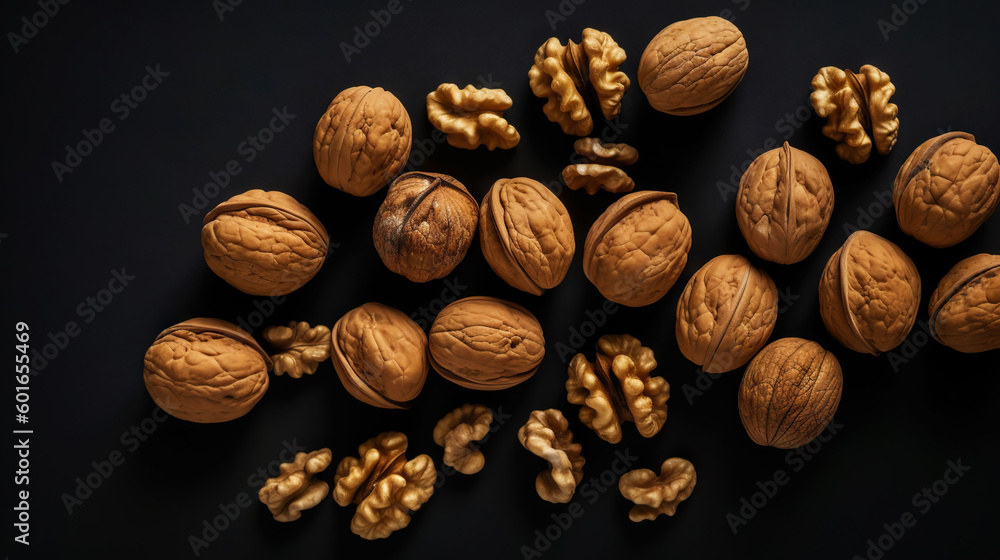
258, 449, 332, 522
426, 83, 520, 150
432, 404, 493, 475
262, 321, 331, 378
810, 65, 898, 164
562, 164, 635, 195
619, 458, 696, 522
518, 409, 585, 504
928, 254, 1000, 353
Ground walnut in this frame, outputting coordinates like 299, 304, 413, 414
562, 164, 635, 195
373, 171, 479, 282
313, 85, 411, 197
517, 409, 585, 504
331, 303, 428, 409
258, 448, 333, 522
818, 231, 921, 355
675, 255, 778, 373
566, 334, 668, 444
573, 138, 638, 166
738, 338, 843, 449
479, 177, 575, 295
201, 189, 329, 296
893, 131, 1000, 248
736, 142, 835, 264
332, 432, 435, 540
618, 458, 696, 522
143, 318, 271, 423
638, 16, 749, 115
426, 83, 520, 150
262, 321, 330, 378
528, 28, 630, 136
583, 191, 692, 307
928, 254, 1000, 353
428, 296, 545, 390
432, 404, 493, 475
810, 65, 899, 164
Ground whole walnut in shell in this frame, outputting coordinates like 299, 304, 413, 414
638, 16, 749, 115
143, 318, 271, 423
675, 255, 778, 373
583, 191, 692, 307
928, 254, 1000, 353
331, 303, 428, 409
202, 189, 329, 296
738, 338, 843, 449
428, 296, 545, 390
736, 142, 835, 264
810, 65, 899, 164
818, 231, 921, 355
373, 171, 479, 282
479, 177, 575, 295
313, 85, 412, 197
893, 131, 1000, 248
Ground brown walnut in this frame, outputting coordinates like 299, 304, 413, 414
258, 448, 333, 522
518, 409, 585, 504
928, 254, 1000, 353
262, 321, 331, 378
426, 83, 520, 150
618, 458, 697, 522
810, 65, 899, 164
432, 404, 493, 475
573, 138, 638, 166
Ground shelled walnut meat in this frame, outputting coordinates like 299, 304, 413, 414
810, 65, 899, 164
426, 83, 520, 150
373, 171, 479, 282
518, 409, 585, 503
619, 458, 696, 522
262, 321, 330, 378
433, 404, 493, 475
675, 255, 778, 373
202, 189, 329, 296
143, 318, 271, 423
928, 254, 1000, 353
258, 448, 333, 522
893, 131, 1000, 248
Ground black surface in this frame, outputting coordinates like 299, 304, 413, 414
5, 1, 999, 558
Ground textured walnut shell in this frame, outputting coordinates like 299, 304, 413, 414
675, 255, 778, 373
738, 338, 843, 449
518, 409, 585, 504
143, 318, 271, 423
562, 164, 635, 195
373, 172, 479, 283
202, 189, 329, 296
262, 321, 331, 378
736, 142, 835, 264
574, 138, 638, 166
638, 16, 749, 116
331, 303, 428, 409
258, 449, 332, 522
428, 296, 545, 390
893, 132, 1000, 248
313, 85, 412, 197
810, 65, 899, 164
818, 231, 921, 355
479, 177, 575, 295
928, 254, 1000, 353
618, 458, 696, 522
426, 83, 520, 150
433, 404, 493, 475
583, 191, 692, 307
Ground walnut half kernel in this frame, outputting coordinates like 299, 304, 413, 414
433, 404, 493, 475
518, 409, 585, 504
810, 64, 899, 164
262, 321, 331, 378
426, 83, 520, 150
258, 448, 333, 522
618, 458, 697, 522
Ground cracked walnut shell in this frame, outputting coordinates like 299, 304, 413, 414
332, 432, 435, 540
433, 404, 493, 475
479, 177, 575, 295
810, 65, 899, 164
143, 318, 271, 423
736, 142, 835, 264
528, 28, 630, 136
928, 254, 1000, 353
584, 191, 692, 307
428, 296, 544, 390
373, 171, 479, 283
738, 338, 843, 449
331, 303, 428, 409
619, 458, 696, 522
262, 321, 330, 378
562, 164, 635, 195
638, 16, 749, 116
566, 334, 669, 444
313, 85, 411, 197
893, 132, 1000, 248
426, 83, 520, 150
258, 448, 332, 522
818, 231, 921, 355
202, 189, 329, 296
518, 409, 585, 504
675, 255, 778, 373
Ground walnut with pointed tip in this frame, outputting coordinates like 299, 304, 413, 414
518, 409, 585, 503
810, 65, 899, 164
573, 138, 638, 166
262, 321, 331, 378
562, 164, 635, 195
619, 458, 696, 522
928, 254, 1000, 353
258, 448, 333, 522
433, 404, 493, 475
426, 83, 520, 150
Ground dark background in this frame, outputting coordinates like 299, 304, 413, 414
4, 0, 998, 558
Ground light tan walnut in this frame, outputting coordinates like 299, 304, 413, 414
332, 432, 435, 540
528, 28, 630, 136
810, 65, 899, 164
517, 409, 585, 503
426, 83, 520, 150
262, 321, 331, 378
258, 448, 333, 522
432, 404, 493, 475
619, 458, 696, 522
573, 138, 639, 166
566, 334, 668, 444
928, 254, 1000, 353
562, 164, 635, 195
